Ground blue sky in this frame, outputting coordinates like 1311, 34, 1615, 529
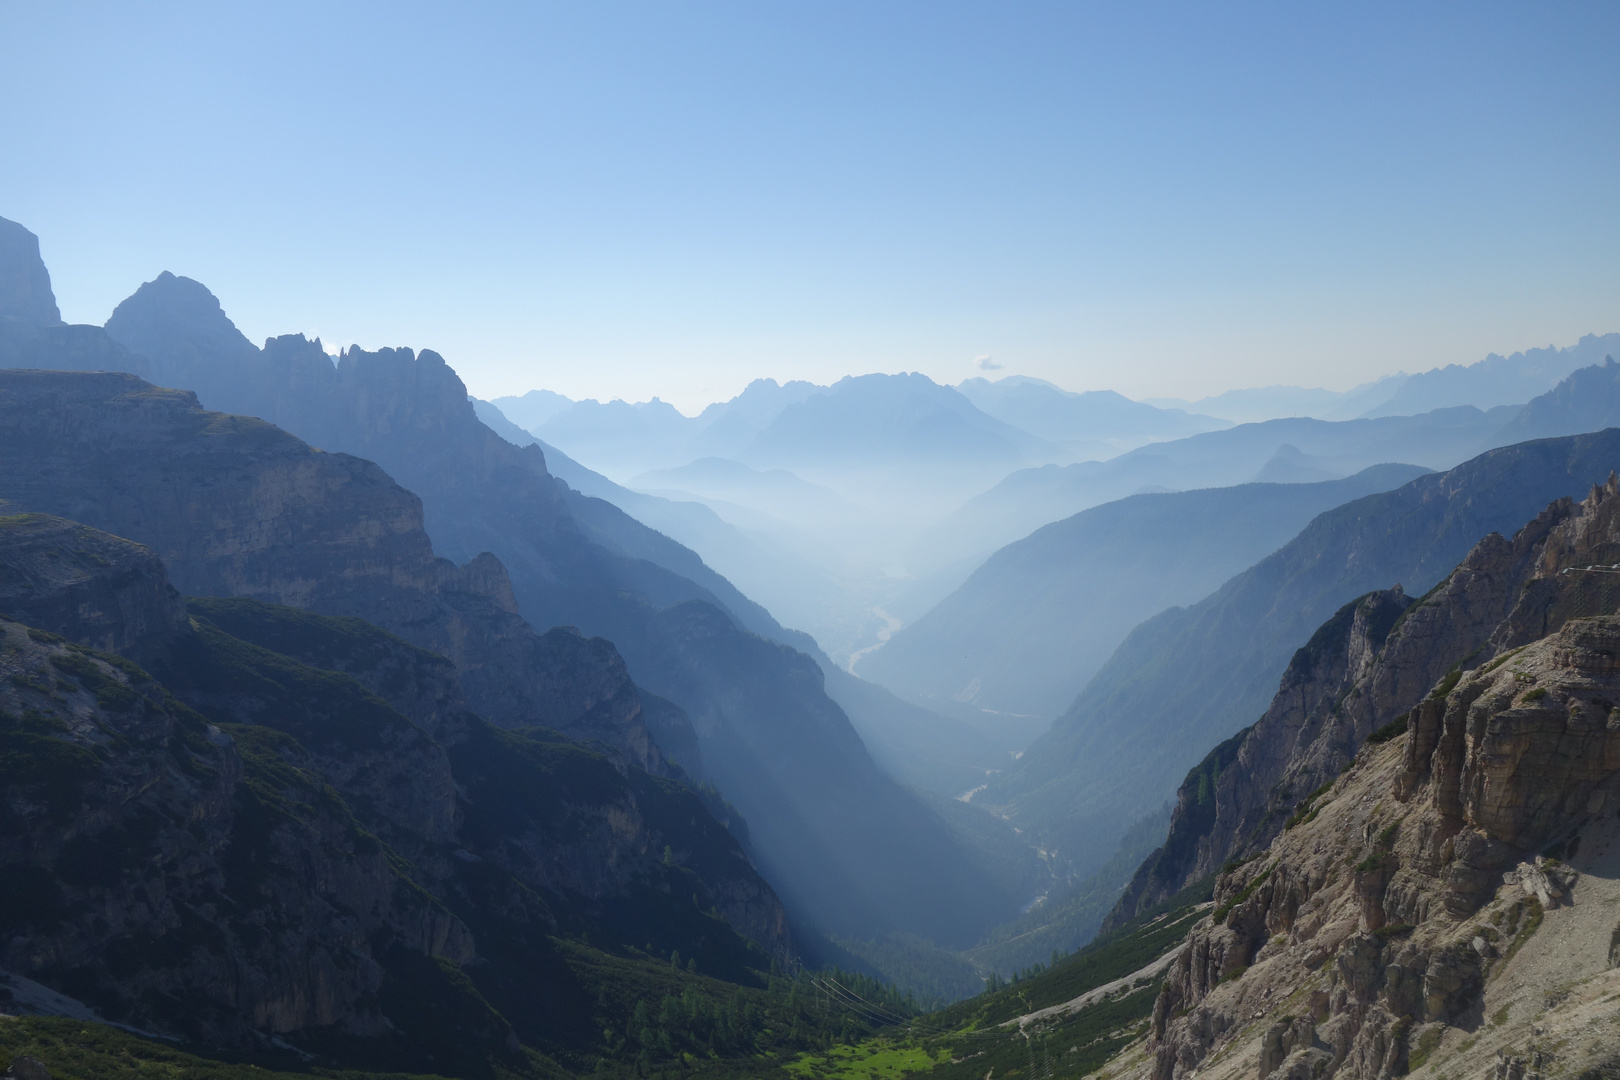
3, 1, 1617, 411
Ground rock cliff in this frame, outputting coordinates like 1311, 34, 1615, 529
1080, 486, 1620, 1079
1116, 477, 1620, 924
0, 513, 185, 659
1124, 615, 1620, 1080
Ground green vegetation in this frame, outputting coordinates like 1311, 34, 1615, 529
1354, 853, 1390, 874
1428, 665, 1464, 701
1365, 714, 1408, 745
783, 1042, 948, 1080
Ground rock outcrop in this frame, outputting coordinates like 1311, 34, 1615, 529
1088, 486, 1620, 1080
0, 216, 147, 376
0, 218, 60, 326
1114, 477, 1620, 924
1131, 615, 1620, 1080
0, 513, 186, 659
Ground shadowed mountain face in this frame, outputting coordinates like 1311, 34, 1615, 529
88, 267, 1025, 946
0, 513, 787, 1070
981, 429, 1620, 884
0, 370, 668, 772
859, 464, 1431, 726
0, 217, 61, 326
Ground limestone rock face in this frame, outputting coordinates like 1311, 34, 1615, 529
0, 369, 661, 769
0, 217, 148, 376
1139, 616, 1620, 1080
1115, 477, 1620, 924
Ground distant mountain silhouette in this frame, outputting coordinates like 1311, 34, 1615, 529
860, 464, 1429, 724
490, 386, 574, 429
1361, 334, 1620, 417
910, 404, 1522, 575
955, 375, 1227, 453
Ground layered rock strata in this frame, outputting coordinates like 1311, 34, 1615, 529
1127, 616, 1620, 1080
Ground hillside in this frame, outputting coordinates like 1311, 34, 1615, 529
52, 253, 1022, 949
982, 429, 1620, 884
861, 464, 1429, 724
909, 404, 1519, 575
1112, 469, 1620, 923
0, 512, 798, 1075
1121, 612, 1620, 1079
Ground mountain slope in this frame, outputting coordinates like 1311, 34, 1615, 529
861, 464, 1429, 722
909, 404, 1518, 575
92, 267, 1023, 945
1111, 472, 1620, 928
955, 375, 1228, 452
983, 428, 1620, 884
477, 399, 1009, 797
0, 513, 789, 1073
1015, 485, 1620, 1078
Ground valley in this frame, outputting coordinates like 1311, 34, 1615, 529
3, 201, 1620, 1080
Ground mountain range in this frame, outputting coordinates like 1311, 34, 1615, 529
0, 217, 1031, 958
981, 426, 1620, 890
858, 464, 1432, 727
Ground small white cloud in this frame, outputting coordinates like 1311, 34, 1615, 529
975, 353, 1003, 371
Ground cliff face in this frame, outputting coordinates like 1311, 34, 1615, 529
0, 217, 61, 326
1113, 479, 1620, 923
0, 614, 484, 1051
0, 514, 790, 1065
0, 370, 661, 770
1131, 615, 1620, 1080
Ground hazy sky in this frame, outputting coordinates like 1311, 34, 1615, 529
3, 2, 1617, 413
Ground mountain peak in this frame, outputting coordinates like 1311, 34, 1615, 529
0, 215, 63, 327
106, 270, 257, 362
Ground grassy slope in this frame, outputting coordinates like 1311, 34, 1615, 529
783, 888, 1211, 1080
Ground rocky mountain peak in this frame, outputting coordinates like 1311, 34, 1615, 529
105, 270, 256, 363
0, 216, 62, 327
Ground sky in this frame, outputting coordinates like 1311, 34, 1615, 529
2, 2, 1617, 414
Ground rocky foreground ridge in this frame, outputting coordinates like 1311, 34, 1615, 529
1091, 483, 1620, 1079
1117, 473, 1620, 922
